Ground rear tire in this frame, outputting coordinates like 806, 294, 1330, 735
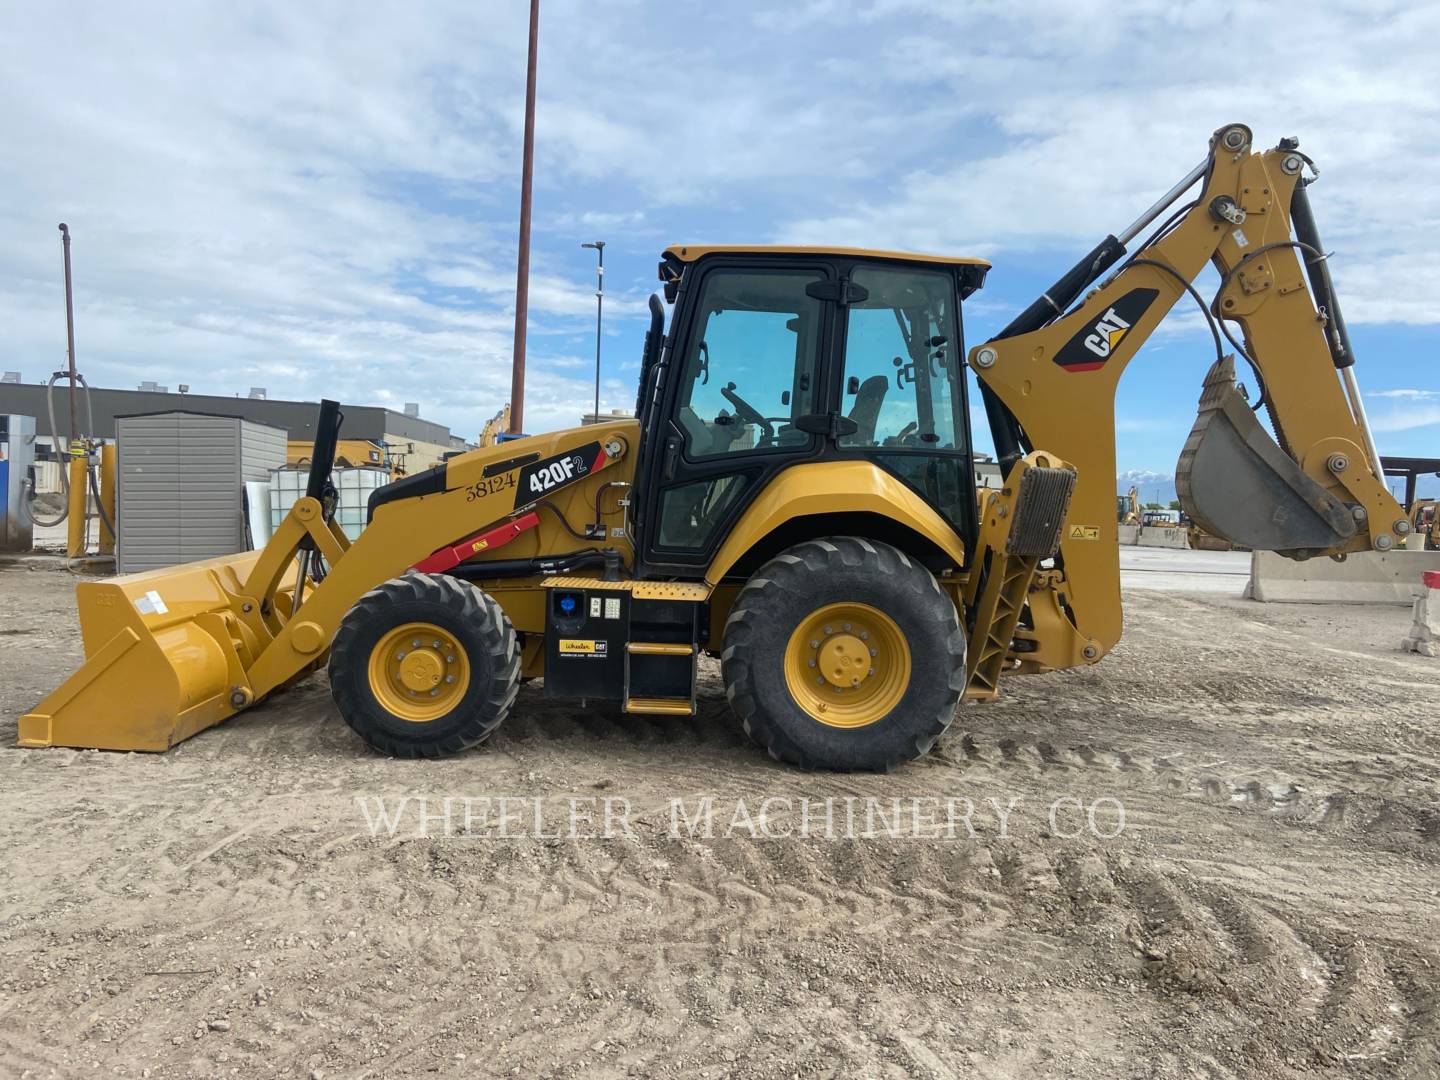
329, 572, 520, 758
722, 538, 965, 771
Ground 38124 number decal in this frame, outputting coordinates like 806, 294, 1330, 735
465, 473, 516, 501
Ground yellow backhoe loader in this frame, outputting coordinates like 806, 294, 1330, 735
19, 123, 1407, 770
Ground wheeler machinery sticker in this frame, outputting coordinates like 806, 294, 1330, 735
1068, 525, 1100, 541
558, 639, 607, 659
1053, 288, 1159, 371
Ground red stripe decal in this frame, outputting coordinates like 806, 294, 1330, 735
412, 510, 541, 574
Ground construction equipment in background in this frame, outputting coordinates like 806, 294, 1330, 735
479, 405, 511, 448
1409, 500, 1438, 550
1116, 485, 1141, 525
1379, 456, 1440, 549
21, 124, 1407, 769
288, 438, 403, 479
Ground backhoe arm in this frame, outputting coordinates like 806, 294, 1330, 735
968, 122, 1404, 663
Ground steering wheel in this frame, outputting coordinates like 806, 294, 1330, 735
719, 382, 775, 443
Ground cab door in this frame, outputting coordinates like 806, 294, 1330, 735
830, 262, 976, 543
636, 259, 834, 572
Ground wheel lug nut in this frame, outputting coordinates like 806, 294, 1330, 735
823, 625, 833, 635
429, 689, 439, 697
411, 639, 421, 648
816, 676, 825, 685
446, 655, 456, 664
445, 675, 455, 684
432, 639, 442, 648
396, 651, 406, 660
869, 648, 878, 657
868, 667, 875, 677
842, 623, 851, 632
809, 640, 820, 649
859, 631, 868, 641
808, 659, 816, 668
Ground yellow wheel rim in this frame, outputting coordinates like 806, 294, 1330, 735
783, 602, 910, 729
366, 622, 471, 723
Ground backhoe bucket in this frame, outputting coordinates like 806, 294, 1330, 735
1176, 356, 1357, 555
17, 551, 296, 752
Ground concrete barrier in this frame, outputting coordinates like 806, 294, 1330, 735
1249, 548, 1440, 604
1138, 526, 1190, 549
1117, 524, 1140, 546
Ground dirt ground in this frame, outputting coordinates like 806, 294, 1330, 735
1, 555, 1437, 1079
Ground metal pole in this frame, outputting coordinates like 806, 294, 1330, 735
582, 240, 605, 421
59, 223, 78, 443
508, 0, 540, 435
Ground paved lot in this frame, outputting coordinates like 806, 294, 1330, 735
1120, 546, 1251, 595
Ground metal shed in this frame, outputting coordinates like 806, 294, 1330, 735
116, 410, 286, 573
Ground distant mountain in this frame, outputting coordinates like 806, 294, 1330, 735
1117, 469, 1177, 507
1119, 467, 1439, 506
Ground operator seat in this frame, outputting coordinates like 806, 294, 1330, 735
846, 375, 889, 446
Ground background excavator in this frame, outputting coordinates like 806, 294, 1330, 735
20, 123, 1406, 770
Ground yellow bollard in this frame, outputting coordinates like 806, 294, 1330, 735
99, 443, 117, 555
66, 443, 88, 559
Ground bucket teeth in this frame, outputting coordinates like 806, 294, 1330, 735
1176, 355, 1356, 556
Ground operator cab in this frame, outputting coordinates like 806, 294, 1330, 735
634, 245, 991, 577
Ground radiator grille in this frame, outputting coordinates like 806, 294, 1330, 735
1008, 466, 1076, 557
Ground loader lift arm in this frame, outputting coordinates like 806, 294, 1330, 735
969, 122, 1405, 665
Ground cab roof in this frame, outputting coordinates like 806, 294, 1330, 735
663, 244, 991, 270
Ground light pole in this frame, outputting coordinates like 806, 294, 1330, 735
509, 0, 540, 435
581, 240, 605, 422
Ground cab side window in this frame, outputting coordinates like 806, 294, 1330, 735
673, 270, 824, 459
839, 267, 962, 451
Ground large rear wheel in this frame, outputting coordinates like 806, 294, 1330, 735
329, 572, 520, 757
722, 538, 965, 771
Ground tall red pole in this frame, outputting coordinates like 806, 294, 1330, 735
508, 0, 540, 435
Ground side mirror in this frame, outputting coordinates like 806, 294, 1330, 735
781, 390, 790, 406
846, 376, 860, 395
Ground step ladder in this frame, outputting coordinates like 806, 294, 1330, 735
623, 598, 701, 716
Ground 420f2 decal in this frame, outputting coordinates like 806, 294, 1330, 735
1052, 287, 1158, 372
513, 442, 607, 508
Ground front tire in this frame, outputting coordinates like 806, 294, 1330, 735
722, 538, 966, 771
329, 572, 520, 758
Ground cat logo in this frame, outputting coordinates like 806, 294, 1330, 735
1053, 287, 1159, 372
1083, 310, 1132, 357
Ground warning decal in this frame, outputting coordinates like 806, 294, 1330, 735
1067, 525, 1099, 541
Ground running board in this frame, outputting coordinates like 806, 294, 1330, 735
624, 696, 695, 716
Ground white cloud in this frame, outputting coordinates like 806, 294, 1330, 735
770, 1, 1440, 325
1369, 388, 1439, 400
0, 0, 1435, 452
1370, 404, 1440, 433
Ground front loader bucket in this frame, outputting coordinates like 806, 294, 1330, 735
18, 551, 296, 752
1176, 356, 1357, 555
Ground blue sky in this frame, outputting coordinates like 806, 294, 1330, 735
2, 1, 1437, 495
